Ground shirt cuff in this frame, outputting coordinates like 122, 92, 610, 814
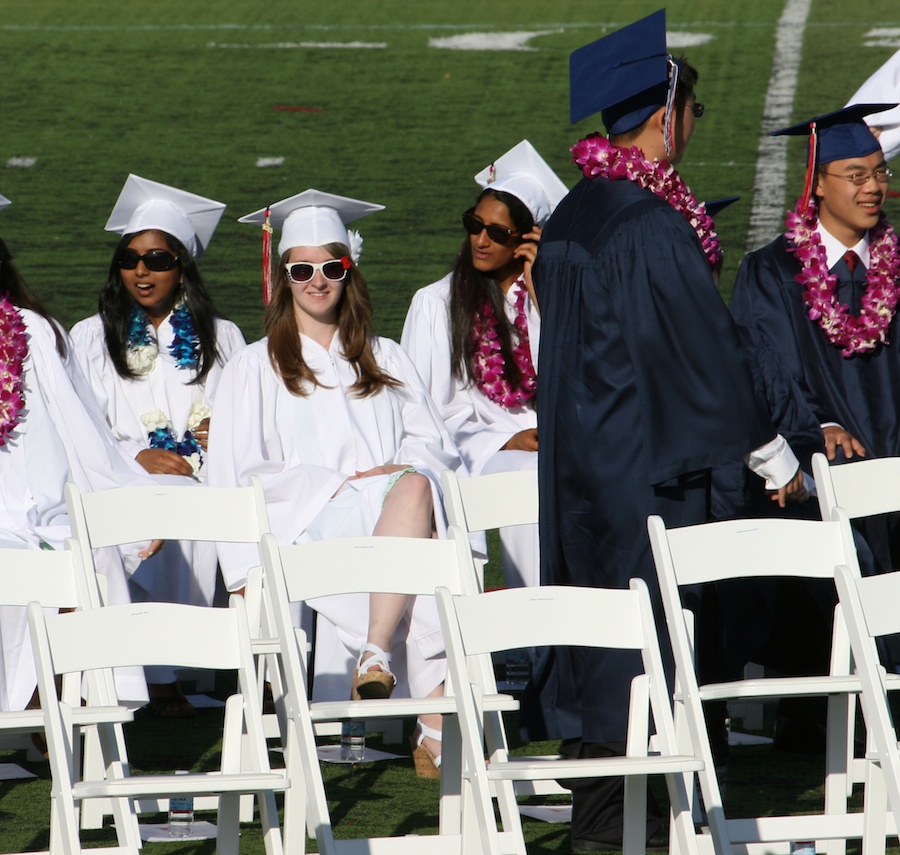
743, 434, 800, 490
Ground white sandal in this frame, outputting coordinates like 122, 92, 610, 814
352, 643, 397, 700
410, 720, 442, 779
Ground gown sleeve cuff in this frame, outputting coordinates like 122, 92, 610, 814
743, 434, 800, 490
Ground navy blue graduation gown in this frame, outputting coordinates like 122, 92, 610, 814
527, 176, 777, 743
731, 235, 900, 571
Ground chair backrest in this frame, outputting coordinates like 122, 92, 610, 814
649, 508, 859, 589
834, 564, 900, 819
813, 452, 900, 521
441, 468, 538, 533
0, 540, 89, 609
65, 476, 270, 548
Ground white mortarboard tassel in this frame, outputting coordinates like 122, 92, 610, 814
105, 174, 226, 259
473, 140, 568, 227
239, 189, 384, 263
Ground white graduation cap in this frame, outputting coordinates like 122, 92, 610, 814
105, 174, 226, 259
239, 189, 384, 261
473, 140, 568, 227
0, 195, 11, 213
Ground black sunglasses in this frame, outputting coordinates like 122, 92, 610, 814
692, 102, 705, 118
462, 211, 520, 246
118, 249, 180, 272
285, 257, 351, 284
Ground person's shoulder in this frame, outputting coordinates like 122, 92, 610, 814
410, 274, 452, 307
69, 313, 103, 337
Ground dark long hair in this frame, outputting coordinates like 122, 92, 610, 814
0, 236, 67, 356
449, 188, 534, 397
99, 230, 222, 383
264, 241, 400, 398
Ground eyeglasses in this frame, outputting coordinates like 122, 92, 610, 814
118, 250, 179, 271
462, 211, 519, 246
820, 167, 893, 186
285, 257, 351, 283
692, 102, 705, 118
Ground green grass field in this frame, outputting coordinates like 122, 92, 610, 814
2, 1, 900, 852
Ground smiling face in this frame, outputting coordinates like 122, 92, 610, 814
286, 244, 347, 334
814, 150, 887, 246
119, 230, 182, 326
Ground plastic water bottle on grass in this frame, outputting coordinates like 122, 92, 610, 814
168, 771, 194, 838
341, 720, 366, 761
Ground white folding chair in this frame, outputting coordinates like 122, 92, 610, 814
259, 526, 519, 854
436, 581, 713, 855
27, 596, 288, 855
834, 564, 900, 855
813, 453, 900, 524
649, 509, 877, 855
65, 477, 271, 826
0, 541, 135, 855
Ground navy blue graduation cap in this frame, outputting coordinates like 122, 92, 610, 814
772, 103, 896, 206
704, 196, 739, 218
570, 9, 680, 152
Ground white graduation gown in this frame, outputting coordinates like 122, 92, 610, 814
847, 49, 900, 162
0, 310, 152, 710
70, 312, 246, 609
401, 274, 541, 588
207, 334, 463, 701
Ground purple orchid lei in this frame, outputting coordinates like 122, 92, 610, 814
0, 295, 28, 446
785, 197, 900, 357
571, 133, 723, 269
470, 276, 537, 409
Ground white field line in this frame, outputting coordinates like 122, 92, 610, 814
745, 0, 813, 252
210, 41, 387, 49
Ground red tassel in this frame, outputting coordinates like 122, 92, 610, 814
801, 122, 818, 209
262, 206, 273, 306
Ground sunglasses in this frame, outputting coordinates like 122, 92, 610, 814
285, 257, 352, 284
118, 250, 180, 271
462, 211, 520, 246
692, 102, 705, 118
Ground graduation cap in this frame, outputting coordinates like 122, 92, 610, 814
473, 140, 568, 227
772, 103, 896, 207
239, 189, 384, 304
704, 196, 740, 218
0, 195, 10, 214
105, 175, 226, 259
570, 9, 681, 153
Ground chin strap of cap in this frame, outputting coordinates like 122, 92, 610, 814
262, 205, 273, 306
663, 55, 680, 158
800, 121, 819, 210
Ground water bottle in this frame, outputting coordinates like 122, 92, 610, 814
168, 771, 194, 838
790, 842, 815, 855
340, 720, 366, 762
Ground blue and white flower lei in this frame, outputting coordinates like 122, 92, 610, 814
126, 297, 201, 375
140, 402, 210, 477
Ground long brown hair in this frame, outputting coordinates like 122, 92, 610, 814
264, 242, 400, 397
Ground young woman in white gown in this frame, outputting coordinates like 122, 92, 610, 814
401, 140, 567, 590
209, 190, 463, 773
0, 195, 152, 713
70, 176, 245, 717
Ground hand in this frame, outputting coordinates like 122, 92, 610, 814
515, 226, 543, 313
192, 417, 210, 452
769, 468, 808, 508
822, 425, 866, 461
502, 428, 538, 452
138, 539, 166, 560
136, 448, 194, 476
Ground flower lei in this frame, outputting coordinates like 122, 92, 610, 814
785, 197, 900, 357
470, 277, 537, 409
126, 298, 201, 375
571, 133, 723, 269
0, 296, 27, 446
140, 401, 210, 477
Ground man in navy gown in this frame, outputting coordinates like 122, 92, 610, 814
529, 10, 805, 851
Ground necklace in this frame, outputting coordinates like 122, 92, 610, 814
571, 133, 723, 269
140, 401, 210, 477
126, 298, 201, 375
470, 276, 537, 409
785, 197, 900, 357
0, 296, 27, 446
